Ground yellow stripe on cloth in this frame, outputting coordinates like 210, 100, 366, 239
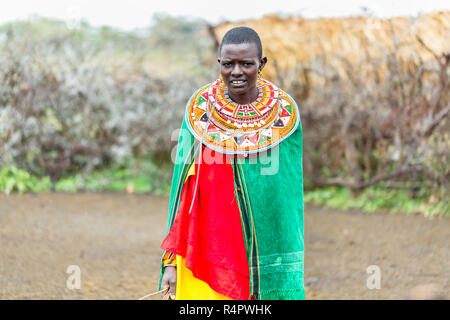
175, 255, 233, 300
184, 161, 196, 183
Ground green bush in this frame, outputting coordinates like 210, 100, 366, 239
0, 166, 50, 194
53, 155, 171, 194
304, 186, 449, 217
0, 17, 215, 181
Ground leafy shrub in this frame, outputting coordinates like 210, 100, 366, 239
304, 186, 449, 217
0, 165, 50, 194
0, 16, 216, 180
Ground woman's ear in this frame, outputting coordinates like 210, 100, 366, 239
259, 56, 268, 70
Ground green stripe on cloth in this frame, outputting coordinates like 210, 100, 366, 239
159, 117, 197, 290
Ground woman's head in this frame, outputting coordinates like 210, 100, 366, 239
218, 27, 267, 104
219, 26, 263, 58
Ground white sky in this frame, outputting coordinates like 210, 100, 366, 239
1, 0, 449, 30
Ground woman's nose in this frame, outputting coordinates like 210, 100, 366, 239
231, 64, 243, 76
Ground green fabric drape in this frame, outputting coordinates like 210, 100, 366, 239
232, 123, 304, 299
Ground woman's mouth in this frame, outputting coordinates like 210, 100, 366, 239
230, 80, 247, 87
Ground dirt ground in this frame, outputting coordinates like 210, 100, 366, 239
0, 192, 448, 300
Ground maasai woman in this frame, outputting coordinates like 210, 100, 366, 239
159, 26, 304, 300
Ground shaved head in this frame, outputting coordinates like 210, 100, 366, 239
219, 26, 263, 58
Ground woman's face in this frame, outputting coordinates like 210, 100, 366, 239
218, 42, 267, 102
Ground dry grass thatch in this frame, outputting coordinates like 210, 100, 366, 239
212, 11, 449, 202
212, 11, 450, 82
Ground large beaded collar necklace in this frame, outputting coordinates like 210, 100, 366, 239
185, 77, 299, 156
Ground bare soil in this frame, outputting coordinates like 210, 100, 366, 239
0, 192, 448, 300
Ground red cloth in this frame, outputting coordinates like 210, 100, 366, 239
161, 146, 250, 300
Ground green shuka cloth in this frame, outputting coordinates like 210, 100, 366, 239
160, 89, 304, 300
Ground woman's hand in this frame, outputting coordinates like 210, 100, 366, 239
161, 266, 177, 300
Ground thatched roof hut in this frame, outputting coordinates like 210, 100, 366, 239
212, 11, 450, 84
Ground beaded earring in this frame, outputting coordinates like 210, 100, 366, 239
258, 70, 263, 78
